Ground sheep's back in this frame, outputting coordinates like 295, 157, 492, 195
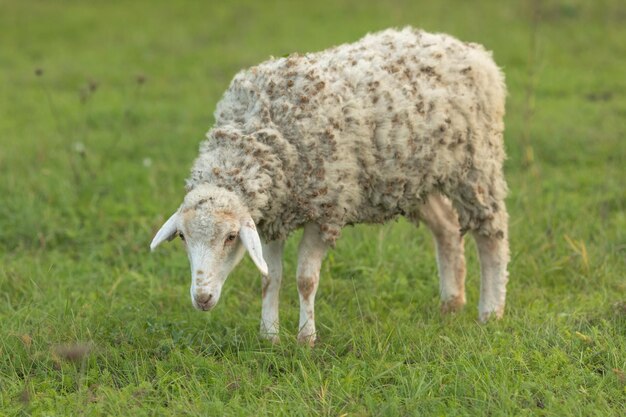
210, 27, 506, 243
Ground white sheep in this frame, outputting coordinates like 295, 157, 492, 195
151, 27, 510, 345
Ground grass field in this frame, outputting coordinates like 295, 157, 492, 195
1, 0, 625, 415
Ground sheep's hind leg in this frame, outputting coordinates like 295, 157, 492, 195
414, 194, 467, 314
260, 239, 284, 343
473, 208, 510, 322
296, 223, 329, 346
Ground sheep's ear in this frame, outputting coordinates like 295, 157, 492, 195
150, 212, 179, 251
239, 217, 269, 276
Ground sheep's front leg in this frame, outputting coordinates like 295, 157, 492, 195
260, 239, 284, 343
296, 223, 328, 346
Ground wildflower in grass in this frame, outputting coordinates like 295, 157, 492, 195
73, 141, 86, 156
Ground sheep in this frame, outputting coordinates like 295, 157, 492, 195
150, 27, 510, 346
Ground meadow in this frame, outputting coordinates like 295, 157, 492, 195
1, 0, 624, 415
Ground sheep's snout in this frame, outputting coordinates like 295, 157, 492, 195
192, 291, 216, 311
190, 271, 221, 311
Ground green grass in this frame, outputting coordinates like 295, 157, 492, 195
1, 0, 625, 415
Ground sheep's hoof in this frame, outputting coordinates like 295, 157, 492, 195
268, 335, 281, 345
260, 333, 280, 345
440, 295, 466, 314
478, 307, 505, 323
297, 333, 316, 347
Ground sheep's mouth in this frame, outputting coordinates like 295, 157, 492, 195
193, 301, 216, 312
192, 293, 217, 311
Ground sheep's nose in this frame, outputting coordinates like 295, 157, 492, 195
196, 293, 212, 304
194, 293, 214, 311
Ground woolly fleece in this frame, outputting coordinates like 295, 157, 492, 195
186, 27, 508, 245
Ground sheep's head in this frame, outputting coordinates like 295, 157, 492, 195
150, 184, 268, 311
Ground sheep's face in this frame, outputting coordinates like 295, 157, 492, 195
150, 185, 268, 311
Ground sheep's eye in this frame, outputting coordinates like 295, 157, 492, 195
225, 232, 237, 244
179, 232, 185, 242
